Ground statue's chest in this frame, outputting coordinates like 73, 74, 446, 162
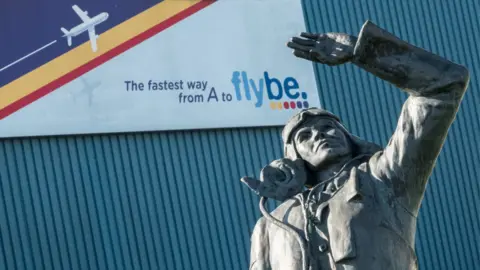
304, 166, 381, 267
269, 179, 417, 270
308, 166, 376, 222
268, 166, 400, 269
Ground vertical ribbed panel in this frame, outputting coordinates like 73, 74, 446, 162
0, 129, 283, 270
1, 1, 480, 270
302, 0, 480, 269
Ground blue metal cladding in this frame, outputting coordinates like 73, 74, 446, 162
0, 130, 284, 270
0, 1, 479, 270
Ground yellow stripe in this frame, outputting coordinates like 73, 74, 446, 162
0, 0, 200, 109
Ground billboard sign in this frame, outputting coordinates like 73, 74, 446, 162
0, 0, 321, 138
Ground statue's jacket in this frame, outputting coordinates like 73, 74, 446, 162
249, 21, 469, 270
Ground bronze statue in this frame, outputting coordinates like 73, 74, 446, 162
242, 20, 470, 270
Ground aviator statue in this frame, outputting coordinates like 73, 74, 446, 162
241, 21, 470, 270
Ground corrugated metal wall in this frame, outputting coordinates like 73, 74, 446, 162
1, 0, 479, 270
0, 131, 282, 270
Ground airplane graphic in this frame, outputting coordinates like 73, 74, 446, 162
61, 5, 109, 52
71, 77, 101, 106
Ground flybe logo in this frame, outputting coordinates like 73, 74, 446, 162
231, 71, 309, 110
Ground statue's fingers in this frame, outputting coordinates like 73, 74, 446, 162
290, 37, 315, 46
302, 32, 329, 41
293, 50, 312, 61
286, 41, 311, 52
300, 32, 321, 40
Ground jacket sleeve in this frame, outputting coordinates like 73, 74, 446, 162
249, 217, 271, 270
353, 21, 470, 212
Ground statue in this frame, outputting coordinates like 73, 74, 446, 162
241, 20, 470, 270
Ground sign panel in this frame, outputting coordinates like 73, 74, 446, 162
0, 0, 321, 138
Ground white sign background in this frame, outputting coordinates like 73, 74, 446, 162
0, 0, 321, 138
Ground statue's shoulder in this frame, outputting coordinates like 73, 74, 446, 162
271, 198, 301, 215
252, 195, 305, 230
268, 192, 308, 228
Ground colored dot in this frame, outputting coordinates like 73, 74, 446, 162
297, 101, 303, 109
270, 102, 276, 110
290, 101, 296, 109
278, 102, 283, 109
303, 101, 309, 108
301, 92, 308, 99
284, 101, 290, 109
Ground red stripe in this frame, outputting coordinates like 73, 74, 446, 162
0, 0, 215, 120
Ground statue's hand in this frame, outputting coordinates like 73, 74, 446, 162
287, 32, 357, 66
241, 158, 307, 202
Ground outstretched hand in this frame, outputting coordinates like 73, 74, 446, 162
241, 158, 307, 202
287, 32, 357, 66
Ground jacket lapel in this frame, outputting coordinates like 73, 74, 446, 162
327, 167, 364, 263
344, 167, 363, 202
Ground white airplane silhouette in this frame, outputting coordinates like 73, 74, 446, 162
61, 5, 109, 52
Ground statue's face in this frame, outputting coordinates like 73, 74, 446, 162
293, 117, 352, 171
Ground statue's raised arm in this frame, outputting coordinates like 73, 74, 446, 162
288, 20, 470, 213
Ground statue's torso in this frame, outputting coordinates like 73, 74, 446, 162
260, 162, 419, 270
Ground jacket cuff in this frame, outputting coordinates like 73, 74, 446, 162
353, 20, 412, 64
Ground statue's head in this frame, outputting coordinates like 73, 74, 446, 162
282, 107, 382, 172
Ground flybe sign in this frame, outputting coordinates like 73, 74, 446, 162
231, 71, 310, 110
0, 0, 320, 138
